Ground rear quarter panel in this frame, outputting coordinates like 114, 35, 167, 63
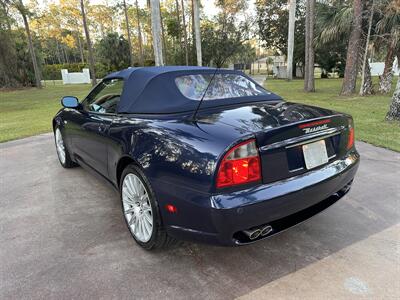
108, 115, 248, 193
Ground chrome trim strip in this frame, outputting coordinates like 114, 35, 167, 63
260, 127, 344, 152
286, 131, 340, 149
289, 167, 304, 173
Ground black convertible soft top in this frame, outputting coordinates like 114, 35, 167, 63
104, 66, 282, 114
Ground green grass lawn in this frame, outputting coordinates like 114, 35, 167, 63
0, 78, 399, 151
0, 84, 91, 143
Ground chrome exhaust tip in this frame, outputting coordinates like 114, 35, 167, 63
243, 228, 262, 240
260, 225, 273, 236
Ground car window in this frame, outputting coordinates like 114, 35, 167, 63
83, 78, 124, 114
175, 74, 269, 101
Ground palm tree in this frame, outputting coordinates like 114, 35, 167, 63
386, 75, 400, 121
341, 0, 363, 95
287, 0, 296, 81
122, 0, 135, 66
318, 0, 398, 96
316, 2, 353, 46
150, 0, 164, 66
304, 0, 315, 92
13, 0, 42, 88
193, 0, 202, 66
359, 0, 375, 96
316, 1, 375, 95
376, 0, 400, 94
379, 38, 398, 93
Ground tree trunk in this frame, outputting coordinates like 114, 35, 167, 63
61, 43, 66, 63
360, 52, 373, 95
19, 0, 42, 88
123, 0, 135, 66
379, 37, 396, 94
63, 44, 70, 64
146, 0, 154, 59
150, 0, 164, 66
100, 24, 105, 39
77, 33, 85, 64
175, 0, 182, 62
287, 0, 296, 81
193, 0, 202, 66
135, 0, 144, 66
304, 0, 315, 92
56, 39, 62, 64
80, 0, 97, 86
386, 76, 400, 121
359, 1, 374, 96
257, 41, 261, 74
191, 0, 195, 64
181, 0, 189, 66
304, 0, 309, 85
159, 6, 167, 64
341, 0, 363, 95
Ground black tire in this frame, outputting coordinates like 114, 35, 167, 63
120, 164, 176, 250
54, 126, 77, 169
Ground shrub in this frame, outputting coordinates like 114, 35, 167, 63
42, 63, 115, 80
42, 63, 88, 80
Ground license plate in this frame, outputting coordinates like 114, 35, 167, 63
302, 140, 328, 170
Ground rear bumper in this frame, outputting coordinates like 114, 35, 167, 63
166, 150, 360, 246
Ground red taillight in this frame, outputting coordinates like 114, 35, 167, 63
216, 139, 261, 188
347, 126, 354, 150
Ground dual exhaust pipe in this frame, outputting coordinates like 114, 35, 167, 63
243, 225, 273, 240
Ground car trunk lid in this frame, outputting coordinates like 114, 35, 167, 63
197, 101, 352, 183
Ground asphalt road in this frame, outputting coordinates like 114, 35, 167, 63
1, 134, 399, 299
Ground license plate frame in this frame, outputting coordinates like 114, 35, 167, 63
302, 140, 329, 170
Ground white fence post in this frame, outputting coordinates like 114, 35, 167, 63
61, 69, 69, 84
82, 69, 90, 84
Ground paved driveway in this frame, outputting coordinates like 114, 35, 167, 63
1, 134, 399, 299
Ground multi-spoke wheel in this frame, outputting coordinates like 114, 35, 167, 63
54, 126, 76, 168
122, 174, 154, 243
55, 128, 66, 164
120, 164, 176, 250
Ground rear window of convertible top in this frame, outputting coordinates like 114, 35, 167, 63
175, 73, 270, 101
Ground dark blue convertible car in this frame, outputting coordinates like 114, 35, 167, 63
53, 66, 360, 249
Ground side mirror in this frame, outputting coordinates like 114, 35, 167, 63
61, 96, 80, 109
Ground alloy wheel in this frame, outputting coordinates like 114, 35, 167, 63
122, 173, 154, 242
55, 128, 66, 164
